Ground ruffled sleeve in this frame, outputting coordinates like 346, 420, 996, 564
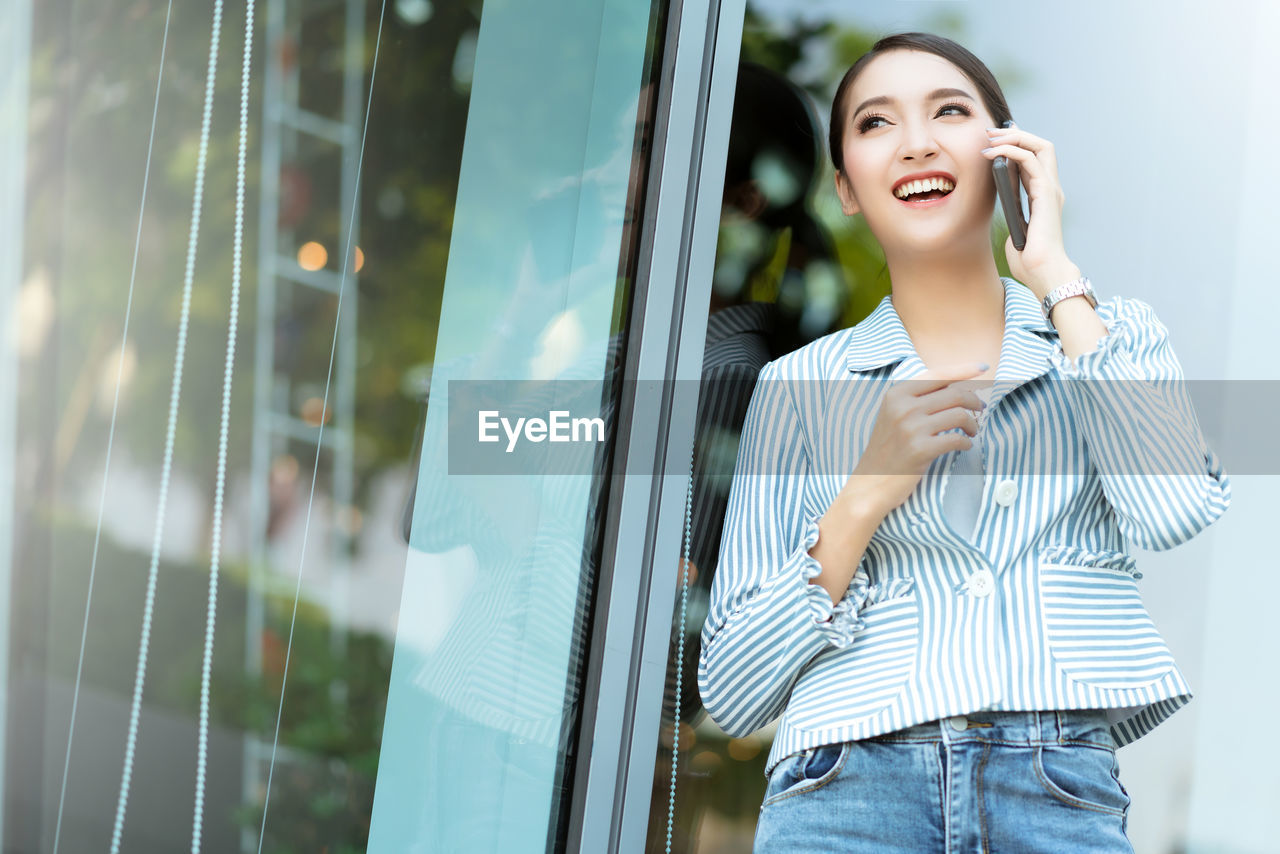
798, 517, 868, 648
1047, 294, 1231, 550
697, 361, 873, 737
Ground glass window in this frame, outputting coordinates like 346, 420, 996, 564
4, 0, 664, 850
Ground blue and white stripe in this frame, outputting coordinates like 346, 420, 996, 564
697, 278, 1231, 777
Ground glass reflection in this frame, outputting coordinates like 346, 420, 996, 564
6, 0, 660, 850
374, 54, 663, 854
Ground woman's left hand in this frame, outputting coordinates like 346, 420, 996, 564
982, 124, 1081, 297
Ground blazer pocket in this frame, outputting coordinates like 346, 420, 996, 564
785, 593, 919, 730
1039, 546, 1175, 690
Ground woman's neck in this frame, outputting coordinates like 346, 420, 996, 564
884, 247, 1006, 354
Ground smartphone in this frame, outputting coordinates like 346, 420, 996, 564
991, 119, 1027, 251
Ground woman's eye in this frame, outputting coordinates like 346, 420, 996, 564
857, 114, 888, 133
938, 103, 972, 117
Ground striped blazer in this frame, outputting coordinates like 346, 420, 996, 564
697, 277, 1231, 777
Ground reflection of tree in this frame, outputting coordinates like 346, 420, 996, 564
346, 5, 479, 477
22, 0, 255, 509
17, 0, 485, 849
20, 0, 484, 513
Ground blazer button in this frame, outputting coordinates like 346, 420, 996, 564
994, 479, 1018, 507
968, 568, 994, 598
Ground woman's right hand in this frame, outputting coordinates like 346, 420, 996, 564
807, 362, 988, 605
846, 361, 989, 516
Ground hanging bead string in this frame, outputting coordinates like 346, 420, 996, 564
109, 2, 224, 851
666, 443, 696, 854
191, 0, 254, 851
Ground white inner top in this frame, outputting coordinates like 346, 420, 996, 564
942, 386, 994, 542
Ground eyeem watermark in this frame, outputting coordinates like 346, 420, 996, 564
443, 378, 1275, 476
478, 410, 606, 452
447, 380, 617, 474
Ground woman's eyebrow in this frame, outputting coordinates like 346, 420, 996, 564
851, 87, 976, 120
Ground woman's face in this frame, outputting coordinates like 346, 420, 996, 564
834, 49, 998, 256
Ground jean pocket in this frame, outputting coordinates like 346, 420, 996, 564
760, 743, 850, 809
1033, 743, 1129, 817
1039, 547, 1175, 690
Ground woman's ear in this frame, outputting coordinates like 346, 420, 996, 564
833, 171, 860, 217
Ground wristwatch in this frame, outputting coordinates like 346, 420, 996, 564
1041, 276, 1097, 327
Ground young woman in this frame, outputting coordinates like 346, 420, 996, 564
697, 32, 1231, 852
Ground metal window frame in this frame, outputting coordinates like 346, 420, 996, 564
564, 0, 746, 848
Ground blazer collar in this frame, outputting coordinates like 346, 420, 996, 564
845, 277, 1058, 389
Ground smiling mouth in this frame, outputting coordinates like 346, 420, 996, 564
894, 177, 956, 203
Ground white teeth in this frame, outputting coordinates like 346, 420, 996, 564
895, 176, 956, 200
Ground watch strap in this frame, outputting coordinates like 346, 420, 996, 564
1042, 276, 1096, 326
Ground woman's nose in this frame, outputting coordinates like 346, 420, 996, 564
898, 122, 940, 161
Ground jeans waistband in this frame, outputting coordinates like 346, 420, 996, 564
872, 710, 1115, 749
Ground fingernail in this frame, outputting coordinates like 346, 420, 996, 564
980, 147, 994, 154
978, 363, 990, 371
986, 127, 1002, 133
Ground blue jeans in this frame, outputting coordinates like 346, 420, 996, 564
753, 710, 1134, 853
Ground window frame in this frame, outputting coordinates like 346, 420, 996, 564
563, 0, 748, 849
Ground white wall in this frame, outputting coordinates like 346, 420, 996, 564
1184, 0, 1280, 850
0, 0, 35, 840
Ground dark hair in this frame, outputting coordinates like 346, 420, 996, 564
829, 32, 1013, 173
